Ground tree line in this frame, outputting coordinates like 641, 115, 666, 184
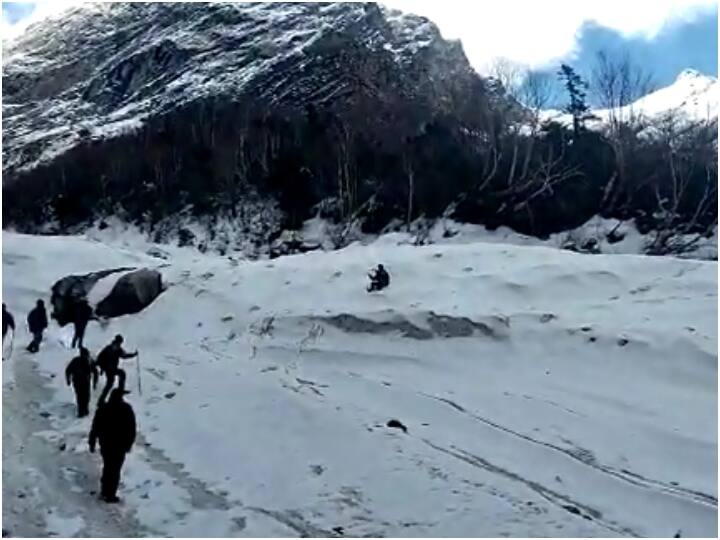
3, 49, 716, 255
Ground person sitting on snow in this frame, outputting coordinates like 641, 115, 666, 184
367, 264, 390, 292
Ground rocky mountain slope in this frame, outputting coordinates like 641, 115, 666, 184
2, 2, 716, 251
3, 2, 476, 172
3, 2, 493, 231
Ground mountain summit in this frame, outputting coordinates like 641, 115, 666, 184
2, 2, 478, 173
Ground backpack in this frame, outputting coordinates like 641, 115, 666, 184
96, 345, 114, 374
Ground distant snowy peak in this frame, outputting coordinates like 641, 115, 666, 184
632, 69, 717, 120
542, 69, 718, 126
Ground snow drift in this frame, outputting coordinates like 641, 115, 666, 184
2, 230, 717, 537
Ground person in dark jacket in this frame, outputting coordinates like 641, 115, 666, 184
367, 264, 390, 292
96, 335, 138, 406
3, 303, 15, 341
66, 347, 98, 417
71, 300, 93, 349
89, 388, 136, 503
26, 299, 48, 353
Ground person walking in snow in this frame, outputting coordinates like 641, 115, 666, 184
3, 303, 15, 341
26, 299, 48, 353
89, 388, 136, 503
367, 263, 390, 292
71, 300, 93, 349
66, 347, 98, 418
96, 335, 138, 406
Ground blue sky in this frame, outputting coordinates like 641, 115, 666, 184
2, 1, 34, 24
571, 10, 718, 87
3, 0, 717, 93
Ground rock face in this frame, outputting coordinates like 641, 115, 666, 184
95, 268, 164, 318
50, 267, 133, 325
2, 2, 489, 232
51, 267, 163, 323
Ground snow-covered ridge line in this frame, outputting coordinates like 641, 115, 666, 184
542, 69, 718, 125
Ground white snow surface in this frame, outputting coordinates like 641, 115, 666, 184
2, 230, 717, 537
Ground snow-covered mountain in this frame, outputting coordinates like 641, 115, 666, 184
1, 2, 476, 174
629, 69, 718, 120
543, 69, 718, 125
2, 229, 717, 536
1, 2, 716, 247
3, 1, 513, 238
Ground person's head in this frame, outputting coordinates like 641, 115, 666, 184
109, 388, 129, 403
378, 264, 384, 271
113, 334, 123, 346
2, 303, 6, 311
80, 347, 89, 358
36, 299, 44, 308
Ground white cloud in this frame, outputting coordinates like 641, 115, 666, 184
382, 0, 717, 71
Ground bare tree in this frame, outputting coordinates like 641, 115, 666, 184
645, 112, 718, 255
590, 49, 655, 212
591, 49, 655, 128
333, 119, 356, 219
519, 70, 556, 123
517, 70, 557, 179
487, 57, 524, 99
403, 150, 415, 231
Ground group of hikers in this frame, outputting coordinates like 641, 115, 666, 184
2, 298, 91, 355
3, 300, 138, 504
0, 264, 390, 505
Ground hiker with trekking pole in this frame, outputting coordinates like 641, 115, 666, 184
95, 334, 138, 406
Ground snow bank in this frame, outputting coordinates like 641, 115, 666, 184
2, 230, 717, 537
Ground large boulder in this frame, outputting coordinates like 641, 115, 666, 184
51, 267, 134, 325
95, 268, 164, 318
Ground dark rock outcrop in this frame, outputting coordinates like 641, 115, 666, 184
51, 267, 162, 323
50, 267, 134, 325
95, 268, 164, 318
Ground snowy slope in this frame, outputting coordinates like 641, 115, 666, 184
2, 231, 717, 537
543, 69, 718, 125
628, 69, 718, 120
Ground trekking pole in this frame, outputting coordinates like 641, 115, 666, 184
8, 329, 14, 361
3, 330, 12, 362
136, 351, 143, 396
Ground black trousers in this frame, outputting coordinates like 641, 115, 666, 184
27, 331, 43, 352
367, 280, 387, 292
97, 368, 126, 406
72, 380, 90, 417
71, 322, 88, 349
100, 450, 126, 498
